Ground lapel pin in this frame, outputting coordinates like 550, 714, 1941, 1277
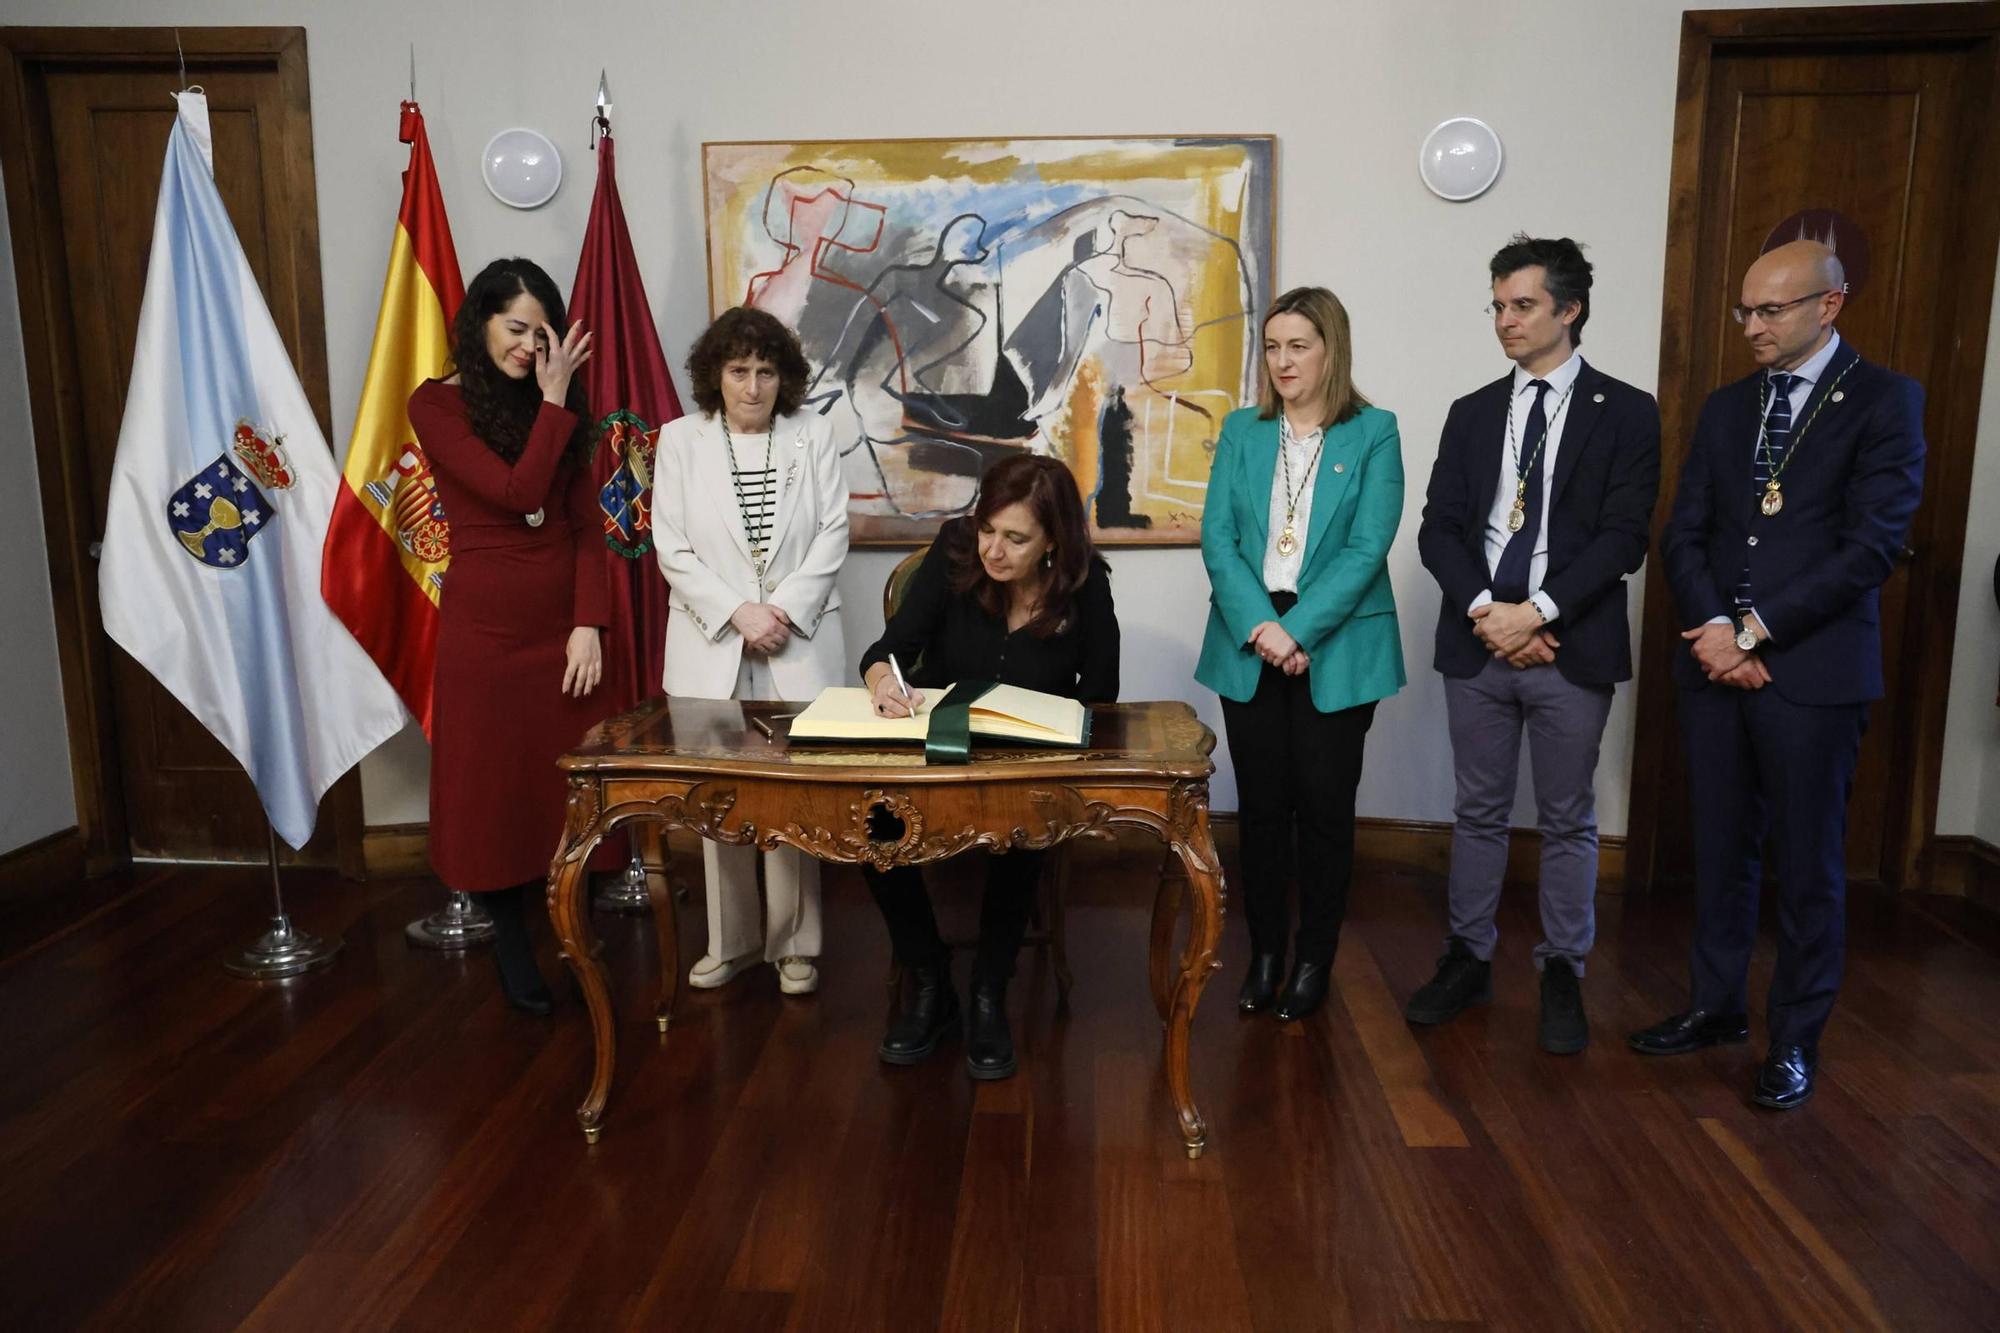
1332, 462, 1345, 473
1831, 390, 1845, 403
1593, 392, 1605, 403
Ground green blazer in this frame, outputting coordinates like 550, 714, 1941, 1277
1196, 404, 1406, 712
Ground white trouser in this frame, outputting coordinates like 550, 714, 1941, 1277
700, 653, 822, 962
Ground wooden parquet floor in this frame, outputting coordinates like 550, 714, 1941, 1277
1, 837, 1996, 1331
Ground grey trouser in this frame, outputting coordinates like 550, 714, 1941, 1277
1442, 658, 1614, 971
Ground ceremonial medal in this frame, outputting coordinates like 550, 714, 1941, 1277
1507, 505, 1526, 533
1753, 358, 1855, 520
1275, 416, 1324, 562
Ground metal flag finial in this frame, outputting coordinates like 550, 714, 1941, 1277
591, 69, 612, 146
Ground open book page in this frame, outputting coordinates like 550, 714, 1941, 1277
968, 684, 1088, 745
786, 684, 953, 742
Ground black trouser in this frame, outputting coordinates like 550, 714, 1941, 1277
1220, 657, 1377, 965
864, 850, 1045, 988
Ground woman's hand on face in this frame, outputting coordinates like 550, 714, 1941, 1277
537, 321, 594, 404
562, 626, 602, 697
868, 669, 924, 719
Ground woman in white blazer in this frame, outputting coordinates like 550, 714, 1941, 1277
654, 307, 849, 995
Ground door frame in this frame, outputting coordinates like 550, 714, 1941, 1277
0, 26, 363, 876
1626, 3, 2000, 893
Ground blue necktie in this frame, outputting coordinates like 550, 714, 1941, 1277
1492, 378, 1550, 604
1736, 371, 1794, 612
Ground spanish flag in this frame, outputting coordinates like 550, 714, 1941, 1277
321, 101, 464, 737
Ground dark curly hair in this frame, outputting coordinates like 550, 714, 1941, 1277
946, 454, 1100, 639
448, 257, 595, 466
684, 306, 812, 418
1490, 233, 1594, 345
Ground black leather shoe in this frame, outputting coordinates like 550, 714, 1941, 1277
1537, 959, 1588, 1055
1752, 1045, 1817, 1110
1238, 952, 1284, 1014
486, 884, 554, 1017
879, 963, 961, 1065
965, 981, 1017, 1080
1404, 937, 1491, 1025
1273, 959, 1330, 1023
1626, 1008, 1750, 1056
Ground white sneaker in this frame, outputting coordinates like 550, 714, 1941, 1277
776, 956, 819, 995
687, 952, 757, 989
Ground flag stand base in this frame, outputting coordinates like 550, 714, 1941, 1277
225, 912, 342, 979
593, 852, 654, 915
406, 890, 496, 949
224, 825, 341, 979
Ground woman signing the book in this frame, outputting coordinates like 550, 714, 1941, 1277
1196, 286, 1406, 1024
859, 454, 1119, 1080
654, 307, 850, 997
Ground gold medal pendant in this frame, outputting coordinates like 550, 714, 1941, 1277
1275, 525, 1298, 558
1506, 503, 1526, 534
1760, 481, 1784, 517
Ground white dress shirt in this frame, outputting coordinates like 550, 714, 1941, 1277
1470, 349, 1585, 624
1261, 413, 1324, 593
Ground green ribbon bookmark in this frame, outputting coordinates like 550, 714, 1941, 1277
923, 680, 998, 765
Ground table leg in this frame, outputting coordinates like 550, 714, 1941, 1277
547, 797, 614, 1145
635, 823, 679, 1032
1163, 802, 1224, 1158
1148, 857, 1184, 1024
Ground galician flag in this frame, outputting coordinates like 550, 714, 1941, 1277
569, 127, 684, 710
98, 91, 406, 849
321, 100, 464, 736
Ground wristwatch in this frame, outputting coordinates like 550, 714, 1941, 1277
1733, 617, 1759, 652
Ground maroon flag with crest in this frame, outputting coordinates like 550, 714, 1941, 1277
569, 128, 685, 711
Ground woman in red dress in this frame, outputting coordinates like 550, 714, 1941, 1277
409, 257, 606, 1015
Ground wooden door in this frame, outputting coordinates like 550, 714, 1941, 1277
1627, 5, 2000, 891
0, 30, 358, 870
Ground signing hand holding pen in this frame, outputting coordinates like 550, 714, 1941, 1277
865, 657, 926, 718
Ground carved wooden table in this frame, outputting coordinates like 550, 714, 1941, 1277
545, 697, 1226, 1156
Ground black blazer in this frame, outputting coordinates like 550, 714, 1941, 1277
1418, 360, 1661, 686
858, 518, 1121, 704
1661, 341, 1925, 705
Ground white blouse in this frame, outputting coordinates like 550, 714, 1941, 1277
1261, 413, 1325, 593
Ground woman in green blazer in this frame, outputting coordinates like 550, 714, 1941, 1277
1197, 286, 1406, 1021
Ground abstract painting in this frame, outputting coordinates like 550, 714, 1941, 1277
702, 136, 1276, 544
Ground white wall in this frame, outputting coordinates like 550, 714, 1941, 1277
2, 0, 1996, 852
0, 170, 77, 852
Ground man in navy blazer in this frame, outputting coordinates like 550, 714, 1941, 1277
1409, 235, 1660, 1054
1630, 239, 1925, 1111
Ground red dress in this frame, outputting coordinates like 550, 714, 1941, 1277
410, 380, 613, 892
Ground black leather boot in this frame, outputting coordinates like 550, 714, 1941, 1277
965, 979, 1017, 1080
1273, 958, 1331, 1023
879, 960, 960, 1065
485, 882, 553, 1017
1238, 951, 1284, 1013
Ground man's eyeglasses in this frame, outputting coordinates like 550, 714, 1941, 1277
1732, 289, 1832, 325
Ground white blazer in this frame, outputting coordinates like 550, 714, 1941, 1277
654, 408, 850, 700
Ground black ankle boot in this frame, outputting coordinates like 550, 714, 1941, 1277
965, 979, 1016, 1080
1238, 951, 1284, 1013
879, 961, 960, 1064
485, 883, 553, 1017
1273, 958, 1331, 1023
